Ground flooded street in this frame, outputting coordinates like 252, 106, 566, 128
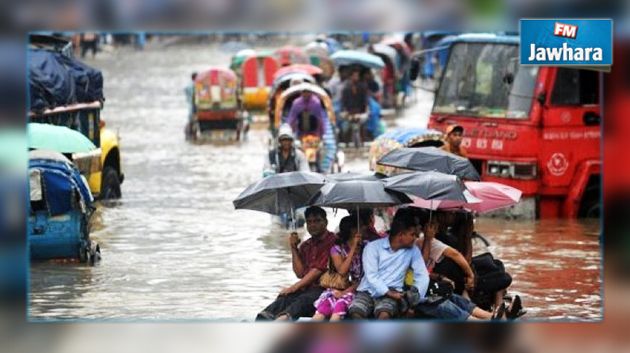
29, 42, 601, 321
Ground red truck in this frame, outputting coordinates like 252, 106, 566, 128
427, 34, 601, 218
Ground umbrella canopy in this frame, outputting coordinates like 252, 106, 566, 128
304, 42, 329, 57
233, 171, 326, 215
275, 46, 309, 66
273, 64, 323, 81
383, 171, 469, 202
408, 182, 520, 213
325, 172, 386, 183
324, 38, 342, 54
408, 190, 481, 210
230, 49, 256, 69
377, 146, 480, 181
382, 38, 412, 56
330, 50, 385, 69
449, 155, 481, 181
461, 181, 522, 213
28, 122, 97, 154
310, 180, 412, 210
370, 44, 398, 66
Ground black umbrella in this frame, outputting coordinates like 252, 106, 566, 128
309, 180, 412, 230
383, 171, 468, 202
377, 146, 480, 181
325, 171, 387, 183
383, 171, 471, 222
233, 171, 327, 228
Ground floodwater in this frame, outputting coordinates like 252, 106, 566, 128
28, 42, 601, 321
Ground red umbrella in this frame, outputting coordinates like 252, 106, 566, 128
463, 182, 522, 213
410, 181, 522, 213
273, 64, 323, 80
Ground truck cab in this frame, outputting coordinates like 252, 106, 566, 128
428, 34, 601, 218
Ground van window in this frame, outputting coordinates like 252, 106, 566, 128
551, 68, 599, 105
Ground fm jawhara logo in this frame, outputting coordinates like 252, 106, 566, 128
520, 19, 612, 67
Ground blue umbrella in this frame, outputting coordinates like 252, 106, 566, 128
28, 123, 97, 154
331, 50, 385, 69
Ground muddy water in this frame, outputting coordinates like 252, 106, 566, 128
28, 42, 601, 321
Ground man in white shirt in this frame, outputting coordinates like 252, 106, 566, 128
417, 222, 475, 295
411, 211, 500, 320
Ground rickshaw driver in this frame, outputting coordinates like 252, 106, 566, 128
263, 124, 310, 176
286, 89, 327, 140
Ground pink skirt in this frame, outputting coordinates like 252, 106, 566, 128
314, 288, 355, 317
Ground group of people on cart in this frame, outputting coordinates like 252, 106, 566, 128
255, 205, 524, 321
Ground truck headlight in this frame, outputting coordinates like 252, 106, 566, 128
487, 161, 537, 180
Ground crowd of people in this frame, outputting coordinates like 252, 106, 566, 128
329, 65, 383, 142
255, 206, 524, 321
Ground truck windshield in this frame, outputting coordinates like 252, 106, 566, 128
433, 42, 538, 119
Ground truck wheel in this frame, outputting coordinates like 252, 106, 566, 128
101, 166, 122, 199
579, 185, 600, 218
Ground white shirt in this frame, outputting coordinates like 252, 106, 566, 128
417, 234, 448, 271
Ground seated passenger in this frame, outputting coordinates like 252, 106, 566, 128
255, 206, 337, 321
347, 211, 429, 320
394, 208, 522, 321
312, 216, 365, 322
348, 208, 385, 242
448, 212, 515, 312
